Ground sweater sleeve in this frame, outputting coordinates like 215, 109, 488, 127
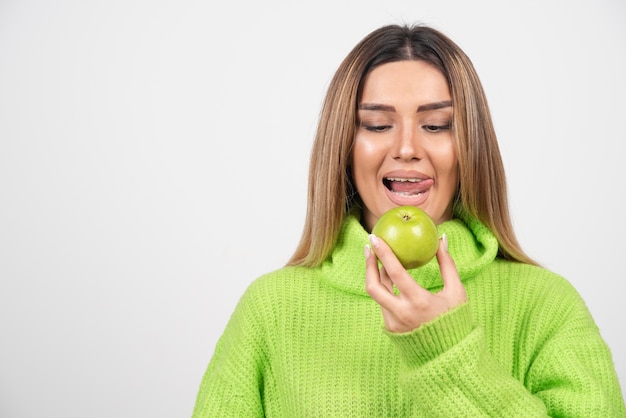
385, 301, 626, 417
191, 281, 268, 418
526, 285, 626, 417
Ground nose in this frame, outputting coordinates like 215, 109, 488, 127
392, 122, 423, 161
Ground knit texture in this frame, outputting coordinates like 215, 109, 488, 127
192, 209, 626, 417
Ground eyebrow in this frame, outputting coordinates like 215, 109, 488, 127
358, 100, 453, 113
417, 100, 453, 112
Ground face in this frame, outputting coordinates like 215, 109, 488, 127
352, 60, 459, 232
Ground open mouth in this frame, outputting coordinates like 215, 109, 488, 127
383, 177, 431, 196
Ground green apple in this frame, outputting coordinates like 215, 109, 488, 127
371, 205, 439, 269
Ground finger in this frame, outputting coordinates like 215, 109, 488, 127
364, 244, 398, 308
436, 234, 465, 296
369, 234, 429, 296
379, 266, 394, 293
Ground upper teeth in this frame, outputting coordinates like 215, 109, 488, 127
386, 177, 422, 182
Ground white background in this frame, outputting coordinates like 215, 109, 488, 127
1, 0, 624, 416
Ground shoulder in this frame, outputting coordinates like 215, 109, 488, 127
473, 260, 602, 345
482, 259, 591, 318
488, 259, 576, 291
248, 265, 319, 291
226, 265, 332, 334
238, 265, 321, 309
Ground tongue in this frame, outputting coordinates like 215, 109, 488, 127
389, 179, 433, 194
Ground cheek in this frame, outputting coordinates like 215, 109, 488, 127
439, 142, 458, 173
444, 155, 459, 181
433, 144, 459, 188
352, 138, 381, 183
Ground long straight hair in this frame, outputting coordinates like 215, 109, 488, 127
288, 24, 537, 267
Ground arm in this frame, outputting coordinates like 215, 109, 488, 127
191, 283, 267, 418
525, 282, 626, 417
387, 303, 549, 416
388, 290, 625, 417
365, 234, 626, 417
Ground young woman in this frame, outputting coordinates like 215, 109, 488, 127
192, 24, 625, 417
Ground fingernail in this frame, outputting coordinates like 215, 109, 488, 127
441, 233, 448, 251
364, 244, 371, 258
369, 234, 380, 248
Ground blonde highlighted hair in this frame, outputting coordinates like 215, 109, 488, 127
288, 24, 537, 267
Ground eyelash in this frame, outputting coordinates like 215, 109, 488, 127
424, 123, 451, 133
361, 123, 451, 133
362, 124, 392, 133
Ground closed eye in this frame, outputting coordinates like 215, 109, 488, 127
423, 123, 451, 133
361, 124, 392, 133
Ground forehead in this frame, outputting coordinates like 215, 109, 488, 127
360, 61, 450, 104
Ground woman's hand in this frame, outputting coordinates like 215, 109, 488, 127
364, 234, 466, 333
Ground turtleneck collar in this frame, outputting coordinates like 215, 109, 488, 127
319, 207, 499, 296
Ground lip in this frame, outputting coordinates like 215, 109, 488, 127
383, 169, 431, 180
382, 169, 433, 207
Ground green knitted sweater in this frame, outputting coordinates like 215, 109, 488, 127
192, 210, 625, 417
